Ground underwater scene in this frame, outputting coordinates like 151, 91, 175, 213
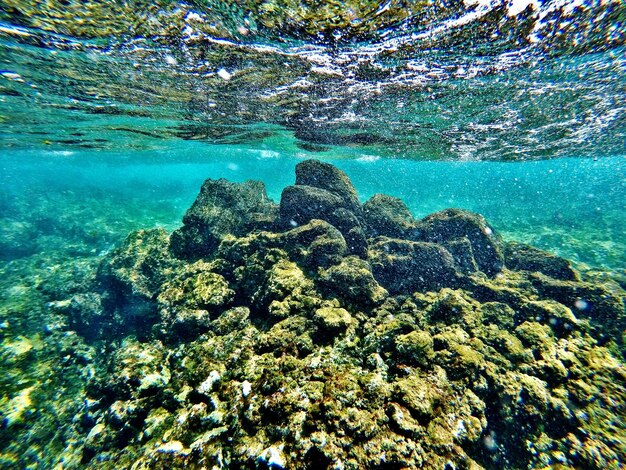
0, 1, 625, 468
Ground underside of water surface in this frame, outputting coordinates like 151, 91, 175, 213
0, 1, 625, 469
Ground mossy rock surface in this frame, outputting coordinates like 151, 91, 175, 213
171, 178, 277, 259
505, 241, 579, 281
363, 193, 415, 239
369, 238, 460, 293
416, 208, 505, 276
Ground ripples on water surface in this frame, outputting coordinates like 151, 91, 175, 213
1, 0, 625, 159
0, 1, 625, 469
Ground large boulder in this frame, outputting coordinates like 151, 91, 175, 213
363, 194, 415, 239
328, 208, 368, 258
443, 237, 479, 275
504, 242, 579, 281
369, 238, 461, 294
279, 185, 347, 227
157, 265, 235, 340
415, 209, 504, 276
217, 219, 348, 271
96, 228, 175, 303
528, 274, 626, 344
279, 161, 367, 257
0, 219, 38, 260
170, 179, 278, 259
318, 256, 388, 305
277, 219, 348, 268
294, 159, 361, 212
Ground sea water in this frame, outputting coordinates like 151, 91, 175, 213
0, 1, 625, 468
2, 145, 624, 270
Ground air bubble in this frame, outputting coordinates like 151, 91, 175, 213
217, 68, 232, 81
574, 299, 588, 310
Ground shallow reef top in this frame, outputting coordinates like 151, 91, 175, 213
57, 160, 626, 468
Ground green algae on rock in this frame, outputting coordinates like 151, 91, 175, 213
56, 160, 626, 468
171, 178, 277, 259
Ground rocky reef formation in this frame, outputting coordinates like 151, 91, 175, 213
66, 160, 625, 469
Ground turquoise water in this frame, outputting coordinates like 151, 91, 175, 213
2, 144, 624, 270
1, 1, 626, 468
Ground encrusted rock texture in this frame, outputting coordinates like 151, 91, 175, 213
71, 160, 626, 469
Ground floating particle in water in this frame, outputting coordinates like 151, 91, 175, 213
185, 12, 204, 23
483, 430, 498, 451
508, 0, 539, 16
46, 150, 74, 157
259, 150, 280, 159
227, 163, 239, 171
375, 0, 392, 16
217, 68, 232, 81
356, 154, 380, 162
1, 71, 23, 82
575, 299, 589, 310
164, 54, 178, 66
259, 446, 285, 469
156, 441, 184, 455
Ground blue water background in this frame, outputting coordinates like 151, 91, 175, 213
2, 142, 624, 271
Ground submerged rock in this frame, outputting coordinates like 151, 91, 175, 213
171, 178, 277, 259
294, 159, 361, 212
93, 228, 178, 338
67, 292, 105, 340
363, 193, 415, 239
313, 306, 356, 339
0, 219, 39, 260
157, 262, 235, 340
369, 238, 460, 293
529, 272, 626, 343
505, 241, 579, 280
318, 255, 388, 305
278, 219, 348, 268
280, 159, 366, 258
96, 228, 175, 301
327, 207, 368, 258
65, 160, 626, 470
415, 209, 504, 276
279, 184, 347, 226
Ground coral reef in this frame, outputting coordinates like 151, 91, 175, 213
3, 160, 625, 469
